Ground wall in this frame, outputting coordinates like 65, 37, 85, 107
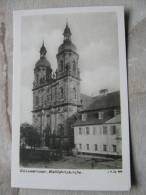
74, 124, 121, 155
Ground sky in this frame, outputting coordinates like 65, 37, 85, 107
20, 11, 120, 123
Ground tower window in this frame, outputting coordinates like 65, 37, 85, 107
47, 95, 50, 102
73, 88, 77, 99
35, 96, 39, 105
36, 73, 39, 82
73, 60, 76, 72
60, 60, 63, 71
60, 87, 64, 98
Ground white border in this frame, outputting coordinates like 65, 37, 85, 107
11, 6, 131, 191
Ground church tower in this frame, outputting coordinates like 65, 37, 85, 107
32, 42, 53, 136
55, 22, 81, 137
56, 22, 80, 107
33, 42, 53, 88
32, 23, 81, 147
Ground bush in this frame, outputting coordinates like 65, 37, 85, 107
20, 123, 41, 149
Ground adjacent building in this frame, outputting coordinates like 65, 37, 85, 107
73, 91, 122, 157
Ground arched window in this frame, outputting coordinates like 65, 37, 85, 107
41, 95, 43, 106
35, 96, 39, 105
73, 87, 77, 99
35, 72, 39, 82
60, 60, 63, 71
60, 87, 64, 98
73, 60, 76, 73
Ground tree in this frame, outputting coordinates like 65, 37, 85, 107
20, 123, 41, 149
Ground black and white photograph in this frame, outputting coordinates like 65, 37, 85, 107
12, 6, 130, 191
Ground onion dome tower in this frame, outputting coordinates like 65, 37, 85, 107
33, 42, 53, 88
55, 22, 81, 112
56, 22, 80, 79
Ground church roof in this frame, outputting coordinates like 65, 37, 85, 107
58, 23, 77, 54
35, 56, 52, 70
58, 40, 77, 54
63, 23, 72, 36
35, 42, 52, 70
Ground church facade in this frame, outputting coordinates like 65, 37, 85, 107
32, 23, 81, 146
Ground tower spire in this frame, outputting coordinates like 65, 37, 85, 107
63, 21, 72, 41
40, 41, 47, 58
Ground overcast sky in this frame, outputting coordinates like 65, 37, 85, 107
20, 11, 120, 123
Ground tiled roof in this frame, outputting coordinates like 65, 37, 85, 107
105, 114, 121, 124
73, 115, 121, 127
81, 91, 120, 112
35, 56, 52, 70
80, 93, 93, 110
73, 116, 111, 127
73, 91, 121, 127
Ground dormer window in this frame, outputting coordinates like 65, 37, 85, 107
114, 109, 120, 116
82, 113, 87, 121
98, 111, 104, 120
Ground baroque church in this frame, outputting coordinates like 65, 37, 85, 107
32, 23, 81, 146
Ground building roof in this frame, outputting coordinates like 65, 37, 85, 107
73, 91, 121, 127
58, 23, 77, 54
73, 114, 121, 127
63, 23, 72, 36
35, 56, 52, 70
105, 114, 121, 124
35, 43, 52, 70
73, 116, 112, 127
80, 93, 93, 110
58, 40, 77, 54
81, 91, 120, 112
40, 42, 47, 56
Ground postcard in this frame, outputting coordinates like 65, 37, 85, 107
11, 6, 131, 191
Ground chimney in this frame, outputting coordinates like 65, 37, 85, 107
99, 89, 108, 95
